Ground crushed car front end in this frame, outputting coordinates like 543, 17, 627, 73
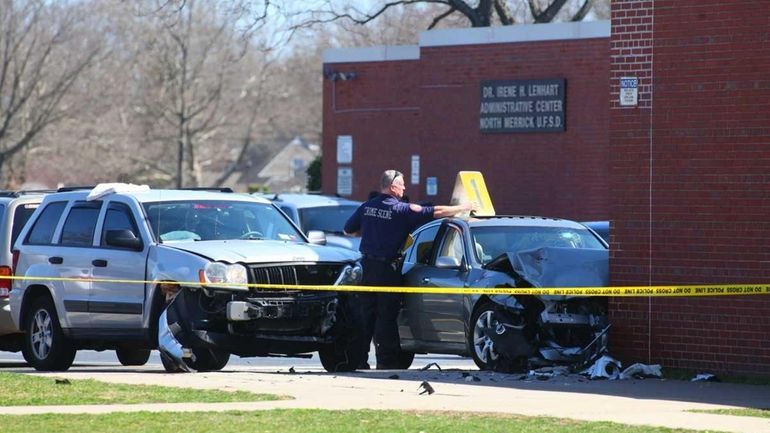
472, 247, 610, 372
159, 258, 363, 371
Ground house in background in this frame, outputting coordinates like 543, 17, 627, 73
253, 136, 319, 193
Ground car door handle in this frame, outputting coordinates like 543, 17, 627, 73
48, 256, 63, 264
422, 277, 431, 284
92, 259, 108, 267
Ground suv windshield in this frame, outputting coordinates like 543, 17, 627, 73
143, 200, 303, 242
298, 205, 358, 234
471, 225, 606, 264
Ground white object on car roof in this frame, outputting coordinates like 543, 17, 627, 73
87, 183, 150, 201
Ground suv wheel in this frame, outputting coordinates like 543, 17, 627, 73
189, 347, 230, 372
22, 297, 76, 371
318, 296, 363, 372
116, 348, 151, 366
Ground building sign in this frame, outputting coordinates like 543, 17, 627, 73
336, 135, 352, 163
619, 77, 638, 106
480, 79, 565, 133
337, 168, 352, 196
426, 177, 438, 196
411, 155, 420, 185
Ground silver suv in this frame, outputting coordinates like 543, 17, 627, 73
0, 191, 47, 353
11, 185, 363, 372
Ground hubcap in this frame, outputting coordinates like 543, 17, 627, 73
30, 309, 53, 360
473, 310, 500, 365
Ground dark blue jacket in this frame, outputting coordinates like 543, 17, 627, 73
345, 194, 434, 259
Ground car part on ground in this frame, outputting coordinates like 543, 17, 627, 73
11, 184, 363, 373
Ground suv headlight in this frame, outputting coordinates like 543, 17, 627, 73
200, 262, 248, 288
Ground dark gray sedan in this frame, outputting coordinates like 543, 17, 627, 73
397, 216, 610, 372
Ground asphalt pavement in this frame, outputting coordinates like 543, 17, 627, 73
2, 351, 770, 433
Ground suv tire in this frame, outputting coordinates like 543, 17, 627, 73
116, 348, 151, 366
22, 297, 76, 371
318, 296, 363, 372
189, 347, 230, 372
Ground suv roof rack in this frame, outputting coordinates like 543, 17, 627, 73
57, 185, 97, 192
178, 187, 233, 193
0, 189, 57, 198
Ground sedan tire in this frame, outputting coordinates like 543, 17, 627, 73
468, 302, 502, 371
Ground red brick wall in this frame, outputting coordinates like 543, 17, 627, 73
323, 36, 610, 221
609, 0, 770, 375
322, 60, 422, 197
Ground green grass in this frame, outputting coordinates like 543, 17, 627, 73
0, 372, 283, 406
0, 410, 715, 433
689, 408, 770, 419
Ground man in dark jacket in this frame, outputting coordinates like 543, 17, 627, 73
344, 169, 476, 369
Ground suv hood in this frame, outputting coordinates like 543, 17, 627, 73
165, 240, 360, 264
325, 233, 361, 251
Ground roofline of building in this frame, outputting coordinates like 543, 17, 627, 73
323, 20, 609, 64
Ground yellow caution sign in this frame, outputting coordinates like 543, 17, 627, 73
450, 171, 495, 216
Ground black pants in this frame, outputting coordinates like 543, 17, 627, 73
359, 257, 403, 368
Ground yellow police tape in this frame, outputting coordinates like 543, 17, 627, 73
2, 275, 770, 297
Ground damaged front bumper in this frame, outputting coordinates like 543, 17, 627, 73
158, 287, 340, 370
484, 295, 610, 371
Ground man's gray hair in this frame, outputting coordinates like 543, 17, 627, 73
380, 170, 403, 190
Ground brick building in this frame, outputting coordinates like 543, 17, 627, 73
322, 21, 610, 220
323, 1, 770, 376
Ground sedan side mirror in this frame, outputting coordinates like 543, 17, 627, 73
435, 256, 462, 269
105, 229, 143, 251
307, 230, 327, 245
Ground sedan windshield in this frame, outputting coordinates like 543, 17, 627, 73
298, 205, 358, 234
143, 200, 303, 242
471, 225, 606, 264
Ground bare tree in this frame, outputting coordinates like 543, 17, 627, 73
130, 0, 274, 188
286, 0, 606, 32
0, 0, 101, 188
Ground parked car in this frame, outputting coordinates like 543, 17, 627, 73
0, 190, 49, 353
11, 184, 363, 372
257, 193, 362, 251
581, 220, 609, 244
397, 215, 609, 372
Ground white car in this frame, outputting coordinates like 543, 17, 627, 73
0, 190, 47, 353
257, 193, 362, 251
11, 185, 363, 372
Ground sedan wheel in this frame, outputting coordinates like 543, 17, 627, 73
469, 303, 501, 370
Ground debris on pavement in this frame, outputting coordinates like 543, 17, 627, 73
418, 381, 435, 395
420, 362, 442, 371
691, 373, 720, 382
580, 355, 621, 380
288, 367, 296, 374
619, 363, 662, 380
464, 375, 481, 382
388, 374, 400, 379
529, 366, 570, 380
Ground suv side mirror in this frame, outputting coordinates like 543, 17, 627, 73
105, 229, 143, 251
307, 230, 326, 245
435, 256, 462, 269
